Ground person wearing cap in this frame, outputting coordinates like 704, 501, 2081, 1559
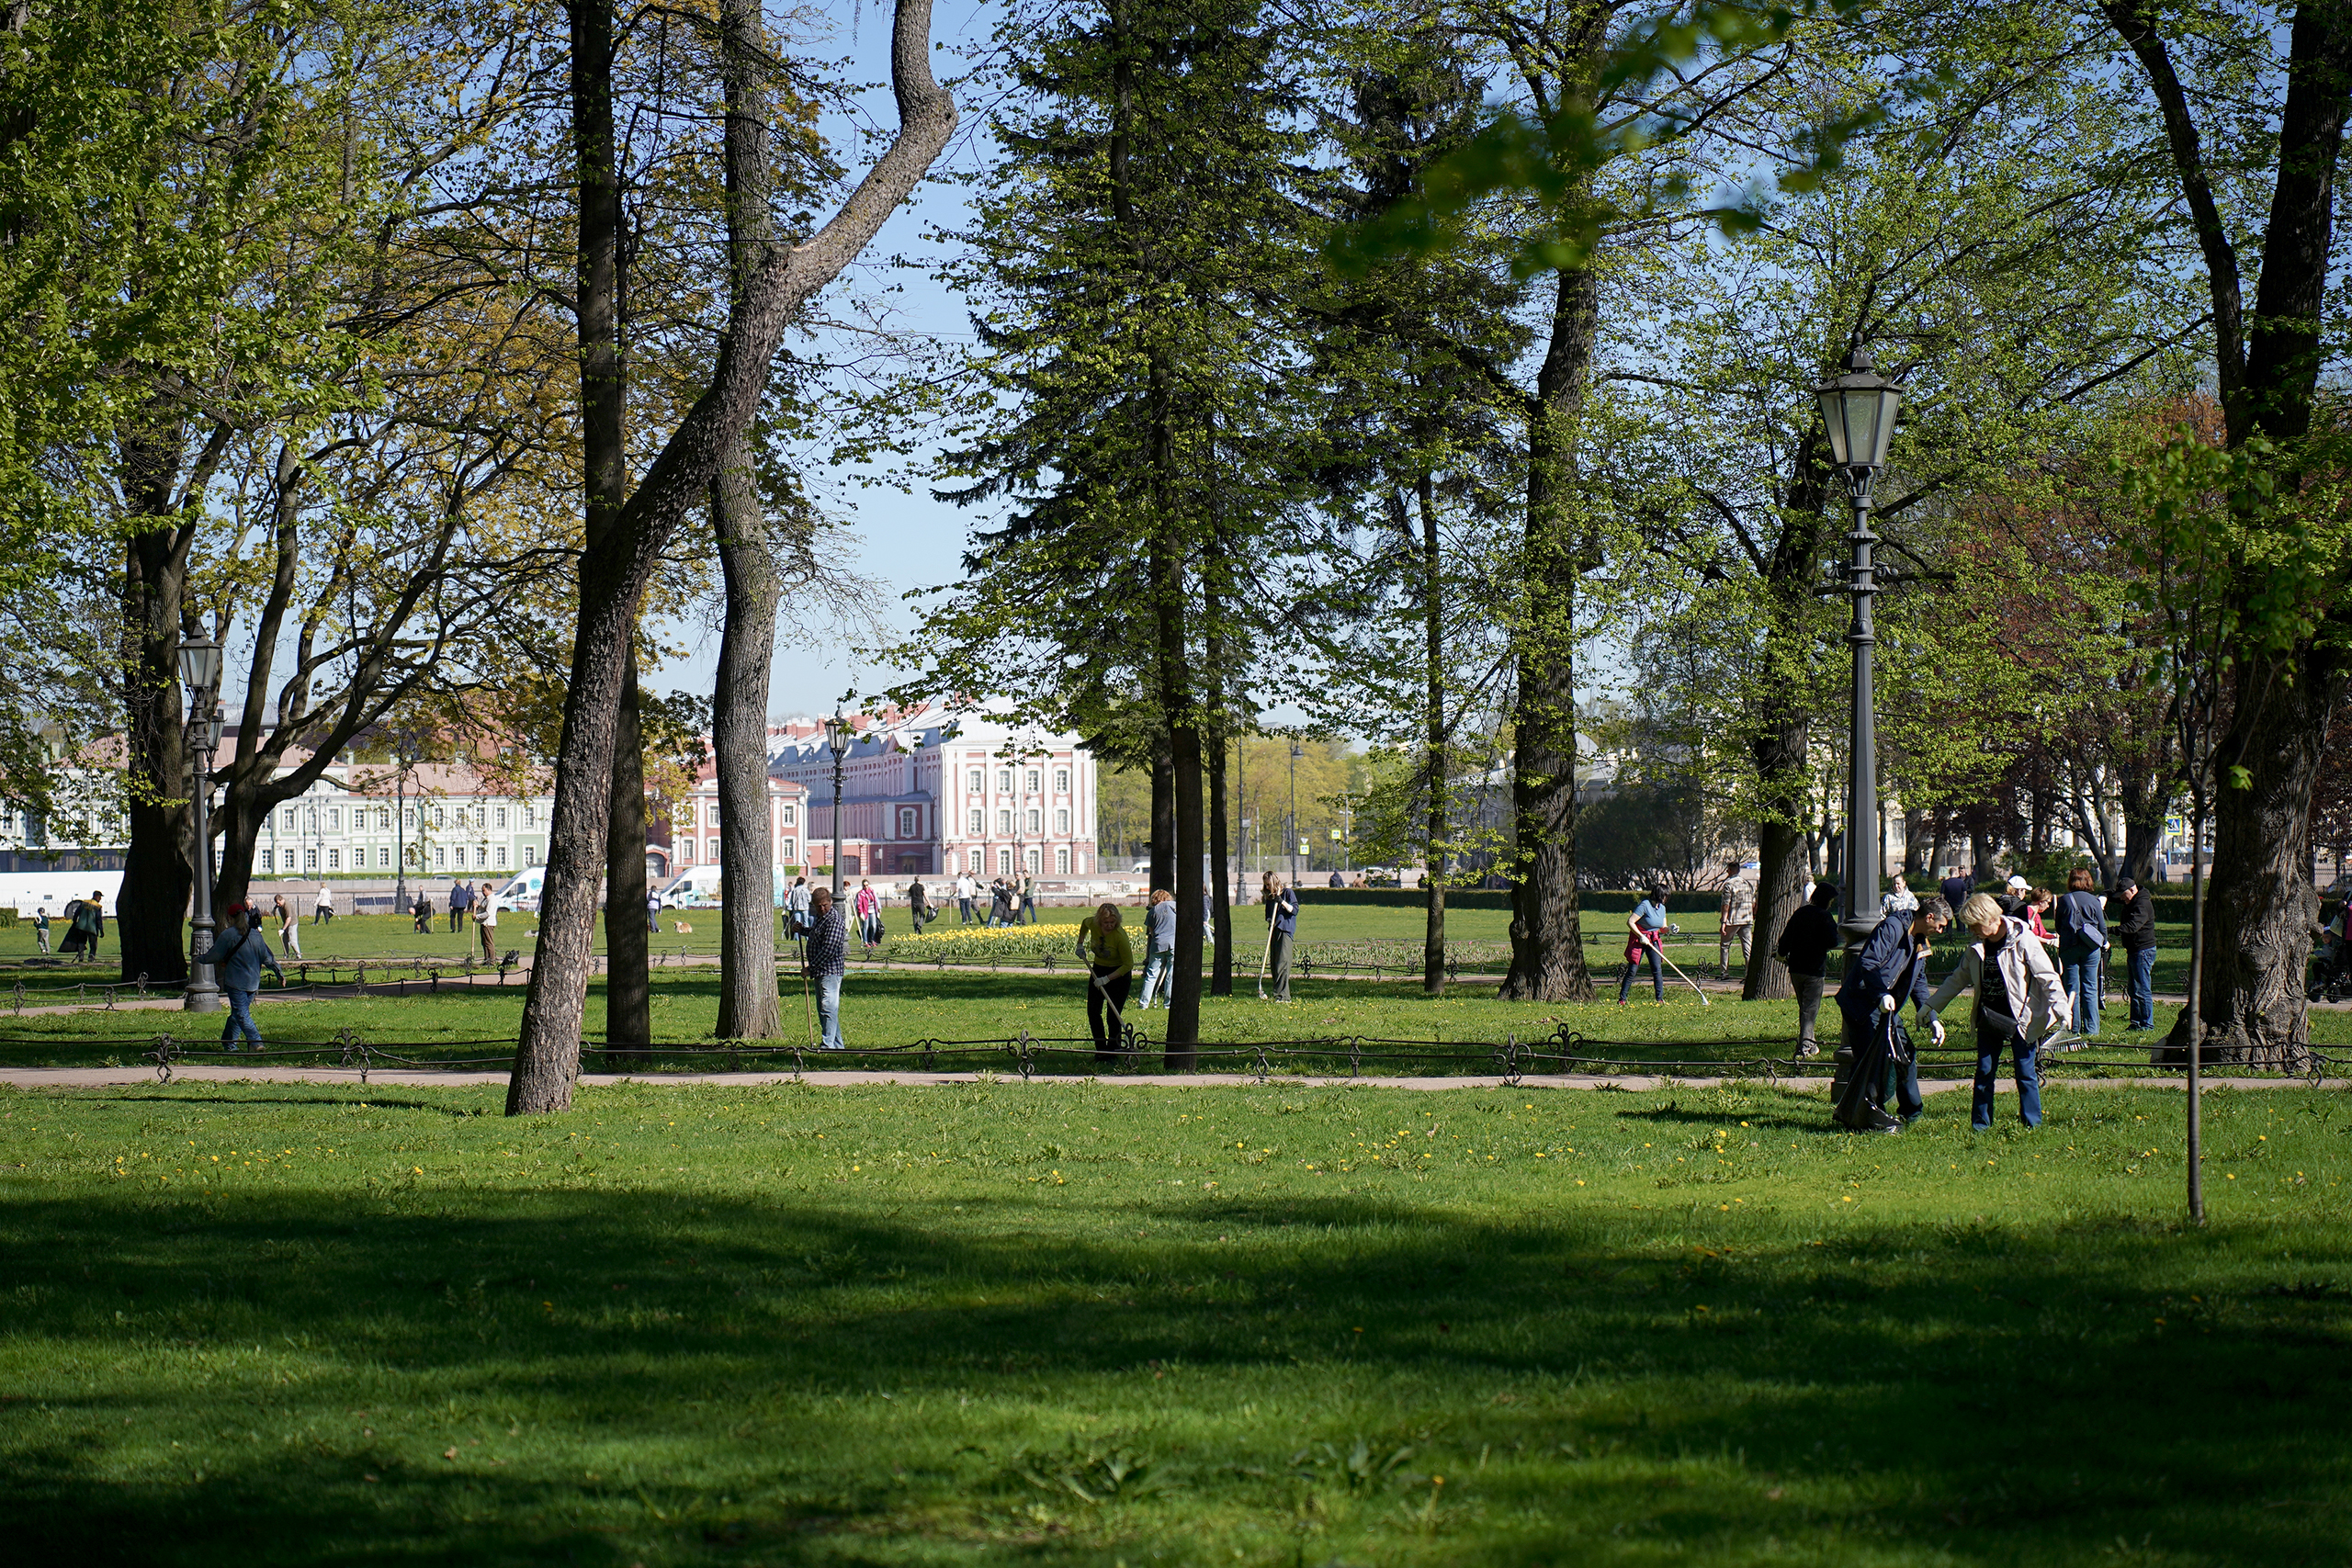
1997, 873, 2031, 919
2107, 874, 2158, 1031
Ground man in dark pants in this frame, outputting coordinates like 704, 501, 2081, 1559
1939, 867, 1974, 916
447, 879, 471, 932
1774, 881, 1842, 1058
1265, 874, 1299, 1002
2107, 874, 2157, 1030
1834, 895, 1951, 1132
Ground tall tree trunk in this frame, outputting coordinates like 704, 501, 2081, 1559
712, 440, 783, 1040
605, 657, 651, 1042
118, 511, 197, 985
2173, 659, 2340, 1067
1204, 625, 1233, 996
507, 0, 955, 1112
1148, 726, 1174, 889
1498, 267, 1597, 1003
709, 5, 784, 1043
1741, 435, 1834, 1004
1901, 806, 1927, 879
1418, 472, 1447, 997
2104, 0, 2352, 1065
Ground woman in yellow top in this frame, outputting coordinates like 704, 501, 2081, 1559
1077, 902, 1135, 1064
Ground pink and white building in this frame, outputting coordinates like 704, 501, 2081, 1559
763, 706, 1099, 883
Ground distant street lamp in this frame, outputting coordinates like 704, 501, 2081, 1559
177, 638, 224, 1014
1288, 741, 1303, 886
824, 713, 851, 897
1815, 348, 1903, 942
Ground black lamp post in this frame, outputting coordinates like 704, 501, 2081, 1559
177, 638, 224, 1014
824, 713, 850, 897
1815, 348, 1903, 942
1288, 740, 1303, 886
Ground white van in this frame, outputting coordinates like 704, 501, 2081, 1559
1, 870, 126, 919
496, 868, 547, 913
661, 865, 724, 908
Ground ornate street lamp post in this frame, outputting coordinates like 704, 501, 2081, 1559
1815, 349, 1903, 942
178, 638, 224, 1014
824, 713, 851, 897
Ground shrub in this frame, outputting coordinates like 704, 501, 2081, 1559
883, 924, 1083, 965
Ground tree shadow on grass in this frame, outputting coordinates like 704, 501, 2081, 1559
2, 1188, 2346, 1565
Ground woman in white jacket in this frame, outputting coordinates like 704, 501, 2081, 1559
1924, 893, 2067, 1131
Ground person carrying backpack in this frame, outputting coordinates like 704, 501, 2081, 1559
198, 900, 285, 1052
2052, 866, 2110, 1035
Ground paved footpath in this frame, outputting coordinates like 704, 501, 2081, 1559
2, 1066, 2341, 1095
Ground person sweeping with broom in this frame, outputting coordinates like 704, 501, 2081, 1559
1076, 901, 1135, 1066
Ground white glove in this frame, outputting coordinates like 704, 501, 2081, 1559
1926, 1016, 1945, 1045
1877, 993, 1896, 1014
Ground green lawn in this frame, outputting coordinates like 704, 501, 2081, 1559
3, 1077, 2346, 1565
2, 963, 2346, 1075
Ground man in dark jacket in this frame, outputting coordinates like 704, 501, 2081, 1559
1939, 867, 1974, 914
1834, 896, 1952, 1132
1774, 881, 1843, 1058
2107, 874, 2157, 1031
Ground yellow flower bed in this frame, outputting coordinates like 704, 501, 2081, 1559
881, 923, 1085, 965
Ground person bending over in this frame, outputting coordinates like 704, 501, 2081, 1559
1924, 892, 2066, 1130
1077, 903, 1135, 1064
1833, 895, 1951, 1132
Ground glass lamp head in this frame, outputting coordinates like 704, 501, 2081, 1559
177, 637, 222, 695
1815, 349, 1902, 470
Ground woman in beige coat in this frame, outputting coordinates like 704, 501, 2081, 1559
1923, 893, 2066, 1131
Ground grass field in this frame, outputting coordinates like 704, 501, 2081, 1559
1, 962, 2346, 1075
3, 1076, 2347, 1565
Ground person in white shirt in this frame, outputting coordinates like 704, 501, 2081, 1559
956, 872, 977, 924
312, 884, 334, 925
475, 882, 499, 963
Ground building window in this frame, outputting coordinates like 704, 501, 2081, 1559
1056, 768, 1070, 794
780, 804, 796, 826
325, 807, 340, 831
1057, 847, 1070, 874
306, 807, 318, 832
968, 848, 983, 873
494, 807, 508, 830
997, 809, 1012, 835
495, 846, 508, 868
1025, 848, 1041, 874
967, 808, 982, 834
707, 838, 720, 860
781, 838, 795, 862
281, 807, 297, 829
1026, 808, 1041, 833
433, 806, 446, 829
434, 846, 446, 867
992, 769, 1009, 792
1025, 769, 1041, 792
259, 849, 273, 872
527, 844, 541, 865
967, 769, 982, 794
681, 841, 695, 865
898, 807, 919, 838
378, 846, 391, 868
998, 848, 1012, 874
326, 848, 341, 870
472, 805, 486, 829
305, 848, 319, 870
1056, 808, 1070, 835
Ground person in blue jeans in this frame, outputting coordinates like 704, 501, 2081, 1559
1618, 885, 1672, 1003
2107, 874, 2158, 1030
1137, 889, 1177, 1009
197, 900, 286, 1052
803, 886, 847, 1049
2052, 866, 2109, 1034
1926, 894, 2066, 1129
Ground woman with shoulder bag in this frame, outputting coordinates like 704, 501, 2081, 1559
2052, 867, 2109, 1035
